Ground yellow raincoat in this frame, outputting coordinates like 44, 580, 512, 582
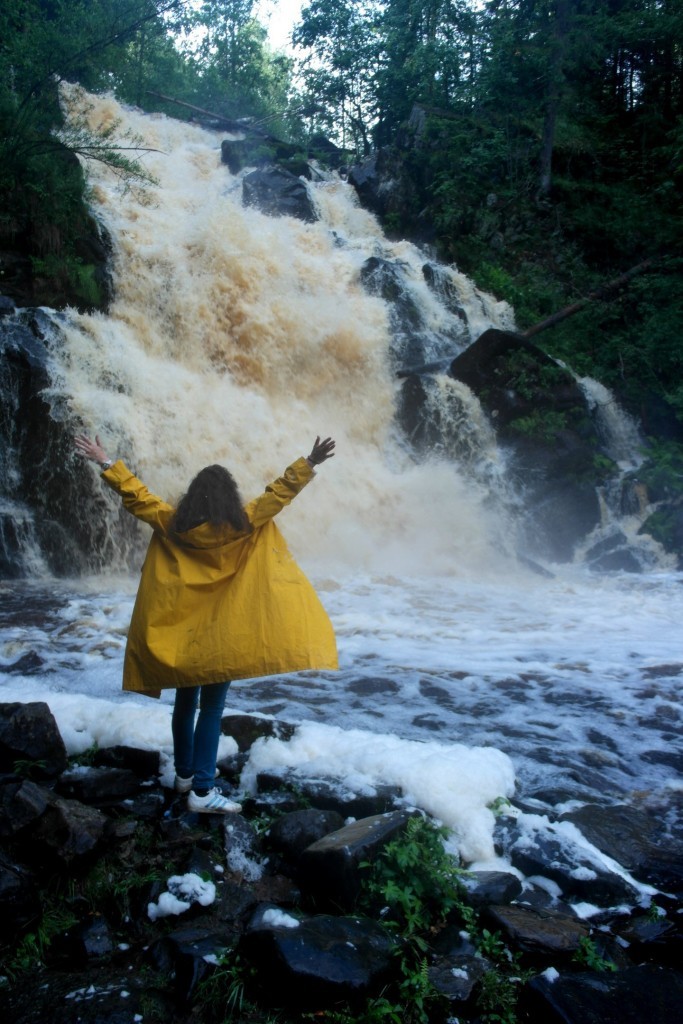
102, 457, 338, 698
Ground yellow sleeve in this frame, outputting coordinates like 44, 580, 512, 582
244, 457, 315, 528
101, 460, 175, 534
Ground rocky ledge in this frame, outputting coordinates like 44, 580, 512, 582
1, 701, 681, 1024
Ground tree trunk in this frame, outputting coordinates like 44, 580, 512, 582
538, 0, 572, 199
521, 259, 656, 338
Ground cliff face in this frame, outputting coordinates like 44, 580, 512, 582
0, 143, 112, 313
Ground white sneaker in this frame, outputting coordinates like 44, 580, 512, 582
174, 768, 220, 793
187, 788, 242, 814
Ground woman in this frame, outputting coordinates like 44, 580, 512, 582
74, 433, 338, 814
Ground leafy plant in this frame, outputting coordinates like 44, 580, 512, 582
5, 900, 78, 979
12, 757, 48, 779
572, 936, 617, 973
194, 949, 259, 1022
509, 409, 568, 443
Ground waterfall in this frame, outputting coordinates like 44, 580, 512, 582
8, 84, 516, 579
574, 377, 667, 570
578, 377, 644, 470
0, 85, 668, 577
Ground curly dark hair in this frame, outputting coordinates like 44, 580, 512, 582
172, 464, 250, 536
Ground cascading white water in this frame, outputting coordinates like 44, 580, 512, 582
46, 84, 516, 578
578, 377, 644, 470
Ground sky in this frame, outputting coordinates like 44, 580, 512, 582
256, 0, 305, 51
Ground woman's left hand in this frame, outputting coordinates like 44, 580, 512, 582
308, 436, 336, 465
75, 433, 110, 465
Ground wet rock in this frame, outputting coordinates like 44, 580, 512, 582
239, 903, 396, 1008
224, 814, 265, 881
0, 853, 41, 939
242, 166, 317, 223
56, 766, 141, 805
148, 926, 234, 1004
256, 769, 401, 820
429, 945, 489, 1005
220, 712, 296, 752
559, 800, 683, 897
494, 817, 640, 905
298, 810, 417, 911
267, 807, 346, 866
584, 531, 643, 573
29, 793, 108, 866
524, 963, 683, 1024
92, 745, 160, 778
359, 256, 461, 370
0, 777, 50, 836
2, 650, 44, 674
346, 676, 400, 696
461, 870, 524, 909
53, 914, 115, 966
485, 902, 589, 955
559, 803, 660, 873
0, 701, 68, 777
449, 328, 605, 562
616, 910, 683, 967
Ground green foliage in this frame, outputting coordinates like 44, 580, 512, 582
510, 409, 568, 443
5, 899, 78, 980
637, 439, 683, 502
360, 815, 474, 936
68, 742, 100, 767
572, 936, 618, 973
194, 949, 261, 1022
12, 757, 48, 779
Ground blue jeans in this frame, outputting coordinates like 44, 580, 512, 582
172, 682, 231, 791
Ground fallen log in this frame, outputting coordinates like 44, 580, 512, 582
521, 258, 656, 338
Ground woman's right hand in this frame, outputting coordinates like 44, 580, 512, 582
74, 433, 110, 466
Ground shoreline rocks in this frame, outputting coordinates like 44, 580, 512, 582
1, 701, 682, 1023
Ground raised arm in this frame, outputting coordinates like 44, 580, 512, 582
245, 436, 336, 529
74, 434, 174, 533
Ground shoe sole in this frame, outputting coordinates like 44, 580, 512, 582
188, 802, 242, 814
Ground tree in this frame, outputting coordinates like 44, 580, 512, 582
294, 0, 382, 154
178, 0, 296, 123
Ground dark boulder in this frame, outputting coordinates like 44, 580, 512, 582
148, 926, 235, 1005
484, 901, 589, 956
359, 256, 465, 370
0, 853, 41, 940
267, 808, 346, 866
221, 713, 296, 752
0, 701, 68, 777
256, 769, 401, 821
0, 310, 140, 576
523, 963, 683, 1024
239, 903, 396, 1009
28, 792, 108, 866
55, 766, 142, 805
448, 328, 606, 561
93, 745, 160, 778
0, 777, 50, 836
494, 816, 640, 905
52, 914, 114, 967
561, 801, 683, 896
242, 167, 317, 223
298, 810, 417, 911
460, 869, 524, 909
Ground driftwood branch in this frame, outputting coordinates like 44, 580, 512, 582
521, 259, 656, 339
